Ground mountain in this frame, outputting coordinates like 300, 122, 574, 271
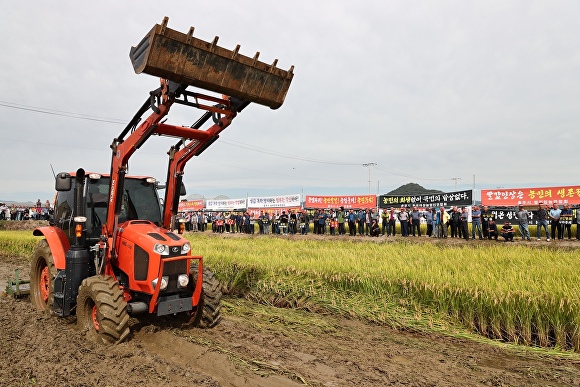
385, 183, 444, 196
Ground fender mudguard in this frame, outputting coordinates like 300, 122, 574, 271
33, 226, 70, 270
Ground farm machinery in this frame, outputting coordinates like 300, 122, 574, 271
28, 17, 293, 344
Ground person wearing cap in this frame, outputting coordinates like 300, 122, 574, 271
515, 204, 531, 241
501, 221, 515, 242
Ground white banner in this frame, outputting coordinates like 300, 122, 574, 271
247, 194, 301, 208
205, 198, 247, 211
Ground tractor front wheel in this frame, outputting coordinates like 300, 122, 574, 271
192, 267, 222, 329
77, 275, 130, 345
30, 239, 56, 312
170, 267, 222, 329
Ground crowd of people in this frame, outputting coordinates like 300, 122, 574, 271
0, 200, 52, 221
179, 202, 580, 242
4, 198, 577, 243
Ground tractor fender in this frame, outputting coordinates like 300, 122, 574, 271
33, 226, 70, 270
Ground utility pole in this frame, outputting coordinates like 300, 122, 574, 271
362, 162, 376, 194
451, 177, 461, 190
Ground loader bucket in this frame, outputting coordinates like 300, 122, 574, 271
130, 17, 294, 109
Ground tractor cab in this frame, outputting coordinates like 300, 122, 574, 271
53, 172, 163, 247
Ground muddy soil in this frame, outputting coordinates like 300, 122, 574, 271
1, 290, 580, 387
1, 223, 579, 386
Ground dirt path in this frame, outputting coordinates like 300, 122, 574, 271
1, 290, 579, 386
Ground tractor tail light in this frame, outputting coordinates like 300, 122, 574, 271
75, 224, 83, 238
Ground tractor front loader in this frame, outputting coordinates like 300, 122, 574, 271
28, 17, 294, 344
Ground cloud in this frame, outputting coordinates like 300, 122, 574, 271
1, 0, 579, 203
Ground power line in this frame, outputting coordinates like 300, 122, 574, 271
0, 100, 462, 185
0, 101, 126, 124
219, 139, 360, 166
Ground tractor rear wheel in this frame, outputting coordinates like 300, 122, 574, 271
77, 275, 130, 345
171, 267, 222, 329
30, 239, 57, 312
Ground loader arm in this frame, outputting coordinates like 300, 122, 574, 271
103, 15, 293, 254
160, 95, 246, 229
104, 81, 245, 235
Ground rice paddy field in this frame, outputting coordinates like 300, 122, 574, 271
1, 228, 579, 353
185, 232, 580, 352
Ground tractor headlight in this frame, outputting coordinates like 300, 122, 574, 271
177, 274, 189, 288
181, 242, 191, 254
152, 276, 169, 290
153, 243, 169, 256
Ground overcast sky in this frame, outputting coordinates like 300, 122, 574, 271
1, 0, 579, 204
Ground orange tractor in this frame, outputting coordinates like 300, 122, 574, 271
28, 17, 293, 344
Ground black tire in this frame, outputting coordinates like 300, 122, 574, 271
77, 275, 130, 345
195, 267, 223, 328
30, 239, 56, 312
173, 267, 222, 329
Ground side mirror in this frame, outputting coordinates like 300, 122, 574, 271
55, 172, 72, 191
180, 182, 187, 196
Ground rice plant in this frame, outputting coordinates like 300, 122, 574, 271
185, 234, 580, 352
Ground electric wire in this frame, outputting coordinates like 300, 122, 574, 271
0, 100, 460, 185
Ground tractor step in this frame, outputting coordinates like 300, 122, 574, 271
4, 269, 30, 298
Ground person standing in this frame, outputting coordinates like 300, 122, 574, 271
410, 206, 422, 237
329, 217, 338, 235
481, 205, 493, 239
549, 203, 562, 240
576, 206, 580, 240
398, 207, 410, 236
433, 208, 441, 238
450, 206, 461, 238
460, 207, 470, 240
357, 210, 366, 236
262, 211, 271, 234
289, 210, 297, 235
348, 209, 357, 236
388, 207, 397, 236
279, 210, 289, 235
337, 207, 346, 235
365, 209, 372, 236
272, 212, 280, 234
560, 204, 573, 240
536, 203, 550, 241
424, 208, 434, 237
318, 210, 328, 235
439, 207, 450, 238
471, 205, 483, 240
515, 205, 531, 241
381, 209, 389, 236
